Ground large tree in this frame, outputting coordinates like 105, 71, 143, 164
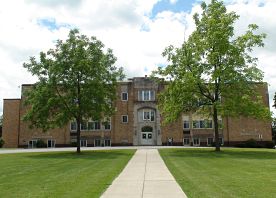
23, 29, 124, 153
152, 0, 271, 151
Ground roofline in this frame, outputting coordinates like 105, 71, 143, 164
3, 98, 21, 101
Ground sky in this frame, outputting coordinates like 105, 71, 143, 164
0, 0, 276, 116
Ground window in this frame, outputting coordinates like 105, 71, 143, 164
47, 139, 55, 148
183, 138, 190, 145
205, 120, 213, 128
122, 115, 128, 123
103, 118, 111, 130
28, 140, 37, 148
80, 140, 87, 147
71, 122, 77, 131
183, 120, 190, 129
193, 121, 200, 129
192, 120, 212, 129
219, 137, 224, 145
139, 90, 155, 101
94, 139, 101, 147
207, 138, 213, 146
121, 92, 128, 101
143, 109, 154, 121
218, 119, 223, 129
104, 139, 111, 147
88, 121, 101, 130
193, 138, 200, 146
143, 90, 150, 101
81, 122, 88, 130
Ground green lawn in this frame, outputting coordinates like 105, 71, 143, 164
0, 149, 135, 198
159, 148, 276, 198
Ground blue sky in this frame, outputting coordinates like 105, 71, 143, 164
151, 0, 197, 18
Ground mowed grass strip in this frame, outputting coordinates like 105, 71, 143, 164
0, 149, 135, 198
159, 148, 276, 198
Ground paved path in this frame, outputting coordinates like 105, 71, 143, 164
101, 149, 187, 198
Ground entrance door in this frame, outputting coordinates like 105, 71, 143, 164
141, 132, 153, 145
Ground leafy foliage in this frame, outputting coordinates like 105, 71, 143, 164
152, 0, 271, 151
23, 29, 124, 152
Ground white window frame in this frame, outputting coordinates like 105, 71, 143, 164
183, 138, 190, 145
192, 120, 213, 129
121, 92, 128, 101
94, 139, 101, 147
183, 120, 190, 129
104, 139, 111, 147
80, 140, 87, 147
193, 138, 200, 146
143, 109, 154, 121
70, 122, 77, 131
122, 115, 128, 123
103, 117, 111, 130
207, 137, 214, 146
219, 137, 224, 145
47, 139, 56, 148
88, 121, 101, 131
142, 90, 150, 101
28, 140, 37, 148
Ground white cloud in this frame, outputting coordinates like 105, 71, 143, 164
0, 0, 275, 116
169, 0, 178, 4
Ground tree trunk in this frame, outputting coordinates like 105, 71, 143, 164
76, 117, 81, 154
213, 105, 220, 152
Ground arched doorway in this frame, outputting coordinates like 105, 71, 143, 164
141, 126, 153, 145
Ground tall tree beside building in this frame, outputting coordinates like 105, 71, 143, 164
23, 29, 124, 153
152, 0, 271, 151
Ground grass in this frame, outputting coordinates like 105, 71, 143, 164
0, 149, 135, 198
159, 148, 276, 198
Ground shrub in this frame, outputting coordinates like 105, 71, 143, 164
36, 139, 47, 148
71, 142, 77, 147
0, 138, 4, 148
235, 143, 245, 148
265, 141, 275, 149
244, 139, 259, 148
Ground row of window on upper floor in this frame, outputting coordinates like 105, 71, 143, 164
70, 109, 156, 131
121, 90, 155, 101
71, 120, 111, 131
183, 119, 223, 129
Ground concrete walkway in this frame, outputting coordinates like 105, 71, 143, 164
101, 149, 187, 198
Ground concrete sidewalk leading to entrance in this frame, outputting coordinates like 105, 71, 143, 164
101, 149, 187, 198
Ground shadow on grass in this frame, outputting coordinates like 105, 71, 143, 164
160, 148, 276, 160
26, 150, 136, 160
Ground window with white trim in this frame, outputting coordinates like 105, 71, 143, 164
139, 90, 155, 101
81, 122, 88, 130
207, 138, 213, 145
122, 115, 128, 123
193, 120, 212, 129
103, 118, 111, 130
219, 137, 224, 145
143, 109, 154, 121
183, 138, 190, 145
121, 92, 128, 101
88, 121, 101, 130
70, 122, 77, 131
183, 120, 190, 129
193, 138, 200, 146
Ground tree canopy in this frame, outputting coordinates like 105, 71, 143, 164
152, 0, 271, 151
23, 29, 124, 153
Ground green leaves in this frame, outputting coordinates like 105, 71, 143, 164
152, 0, 271, 124
23, 29, 124, 132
